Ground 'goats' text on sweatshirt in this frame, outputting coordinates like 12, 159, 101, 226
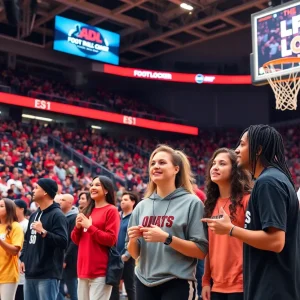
127, 187, 208, 287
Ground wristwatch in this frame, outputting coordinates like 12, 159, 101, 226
164, 233, 173, 245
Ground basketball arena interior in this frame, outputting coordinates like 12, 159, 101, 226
0, 0, 299, 299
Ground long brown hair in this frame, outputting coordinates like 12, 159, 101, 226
78, 191, 91, 212
0, 198, 18, 237
144, 144, 194, 198
82, 176, 115, 216
204, 148, 252, 221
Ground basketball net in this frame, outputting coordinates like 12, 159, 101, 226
262, 57, 300, 111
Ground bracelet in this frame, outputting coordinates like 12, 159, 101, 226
229, 225, 235, 237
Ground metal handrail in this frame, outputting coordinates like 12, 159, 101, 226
0, 85, 11, 93
27, 91, 108, 111
48, 135, 127, 187
122, 108, 185, 123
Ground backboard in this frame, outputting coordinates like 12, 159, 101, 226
251, 0, 300, 86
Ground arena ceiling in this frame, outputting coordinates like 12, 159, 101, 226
0, 0, 269, 65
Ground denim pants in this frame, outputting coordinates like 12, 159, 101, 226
24, 279, 60, 300
57, 278, 78, 300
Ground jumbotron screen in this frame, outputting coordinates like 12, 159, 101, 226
251, 1, 300, 83
53, 16, 120, 65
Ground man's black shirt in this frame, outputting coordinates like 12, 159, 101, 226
243, 168, 300, 300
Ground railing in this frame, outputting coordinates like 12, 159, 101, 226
25, 91, 184, 124
48, 135, 127, 187
27, 91, 109, 111
121, 108, 185, 124
121, 141, 150, 158
0, 85, 11, 93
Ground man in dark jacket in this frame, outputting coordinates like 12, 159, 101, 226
20, 179, 68, 300
56, 194, 78, 300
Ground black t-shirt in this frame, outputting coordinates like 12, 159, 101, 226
244, 168, 300, 300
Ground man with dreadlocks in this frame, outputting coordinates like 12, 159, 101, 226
202, 124, 300, 300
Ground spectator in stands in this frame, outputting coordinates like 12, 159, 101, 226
77, 191, 90, 212
57, 194, 79, 300
203, 125, 300, 300
54, 160, 66, 182
0, 198, 24, 300
7, 189, 16, 200
201, 148, 251, 300
127, 145, 207, 300
110, 191, 139, 300
20, 179, 68, 300
67, 161, 77, 180
15, 199, 29, 300
71, 176, 120, 300
0, 174, 8, 196
7, 173, 23, 196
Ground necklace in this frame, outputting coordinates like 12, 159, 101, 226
217, 197, 230, 218
152, 194, 172, 218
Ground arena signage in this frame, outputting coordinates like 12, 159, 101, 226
53, 16, 120, 65
102, 64, 251, 84
0, 93, 198, 135
133, 70, 173, 80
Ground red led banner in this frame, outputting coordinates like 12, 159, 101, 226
103, 64, 251, 85
0, 93, 198, 135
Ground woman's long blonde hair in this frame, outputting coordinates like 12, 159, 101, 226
144, 144, 195, 198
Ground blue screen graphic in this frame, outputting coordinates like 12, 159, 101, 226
53, 16, 120, 65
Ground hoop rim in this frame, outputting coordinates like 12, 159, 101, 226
263, 57, 300, 67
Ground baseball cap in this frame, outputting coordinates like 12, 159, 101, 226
14, 199, 28, 215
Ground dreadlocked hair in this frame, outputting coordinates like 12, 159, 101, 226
204, 148, 252, 221
242, 124, 294, 189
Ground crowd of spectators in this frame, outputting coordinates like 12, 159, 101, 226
1, 120, 300, 213
0, 68, 181, 123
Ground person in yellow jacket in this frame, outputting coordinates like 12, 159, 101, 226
0, 198, 24, 300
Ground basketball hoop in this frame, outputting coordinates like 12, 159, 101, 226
262, 57, 300, 111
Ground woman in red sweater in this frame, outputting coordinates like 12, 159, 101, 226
71, 176, 120, 300
202, 148, 252, 300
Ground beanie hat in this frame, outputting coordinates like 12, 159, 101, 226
14, 199, 28, 215
37, 178, 58, 199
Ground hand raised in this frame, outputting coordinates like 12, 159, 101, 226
202, 207, 233, 235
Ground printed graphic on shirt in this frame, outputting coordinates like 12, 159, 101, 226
244, 211, 251, 229
0, 233, 6, 241
29, 223, 37, 245
141, 216, 174, 228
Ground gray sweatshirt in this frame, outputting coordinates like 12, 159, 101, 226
127, 187, 208, 287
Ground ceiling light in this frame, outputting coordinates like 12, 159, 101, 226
91, 125, 102, 130
22, 114, 52, 122
180, 3, 194, 11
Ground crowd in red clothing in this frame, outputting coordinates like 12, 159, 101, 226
1, 117, 300, 214
0, 121, 93, 209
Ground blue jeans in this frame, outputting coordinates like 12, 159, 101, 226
196, 259, 205, 297
57, 278, 78, 300
24, 279, 60, 300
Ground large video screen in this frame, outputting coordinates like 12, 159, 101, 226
251, 1, 300, 84
53, 16, 120, 65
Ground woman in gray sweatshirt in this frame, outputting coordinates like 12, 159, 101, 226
127, 144, 208, 300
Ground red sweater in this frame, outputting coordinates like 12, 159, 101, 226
71, 205, 120, 278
